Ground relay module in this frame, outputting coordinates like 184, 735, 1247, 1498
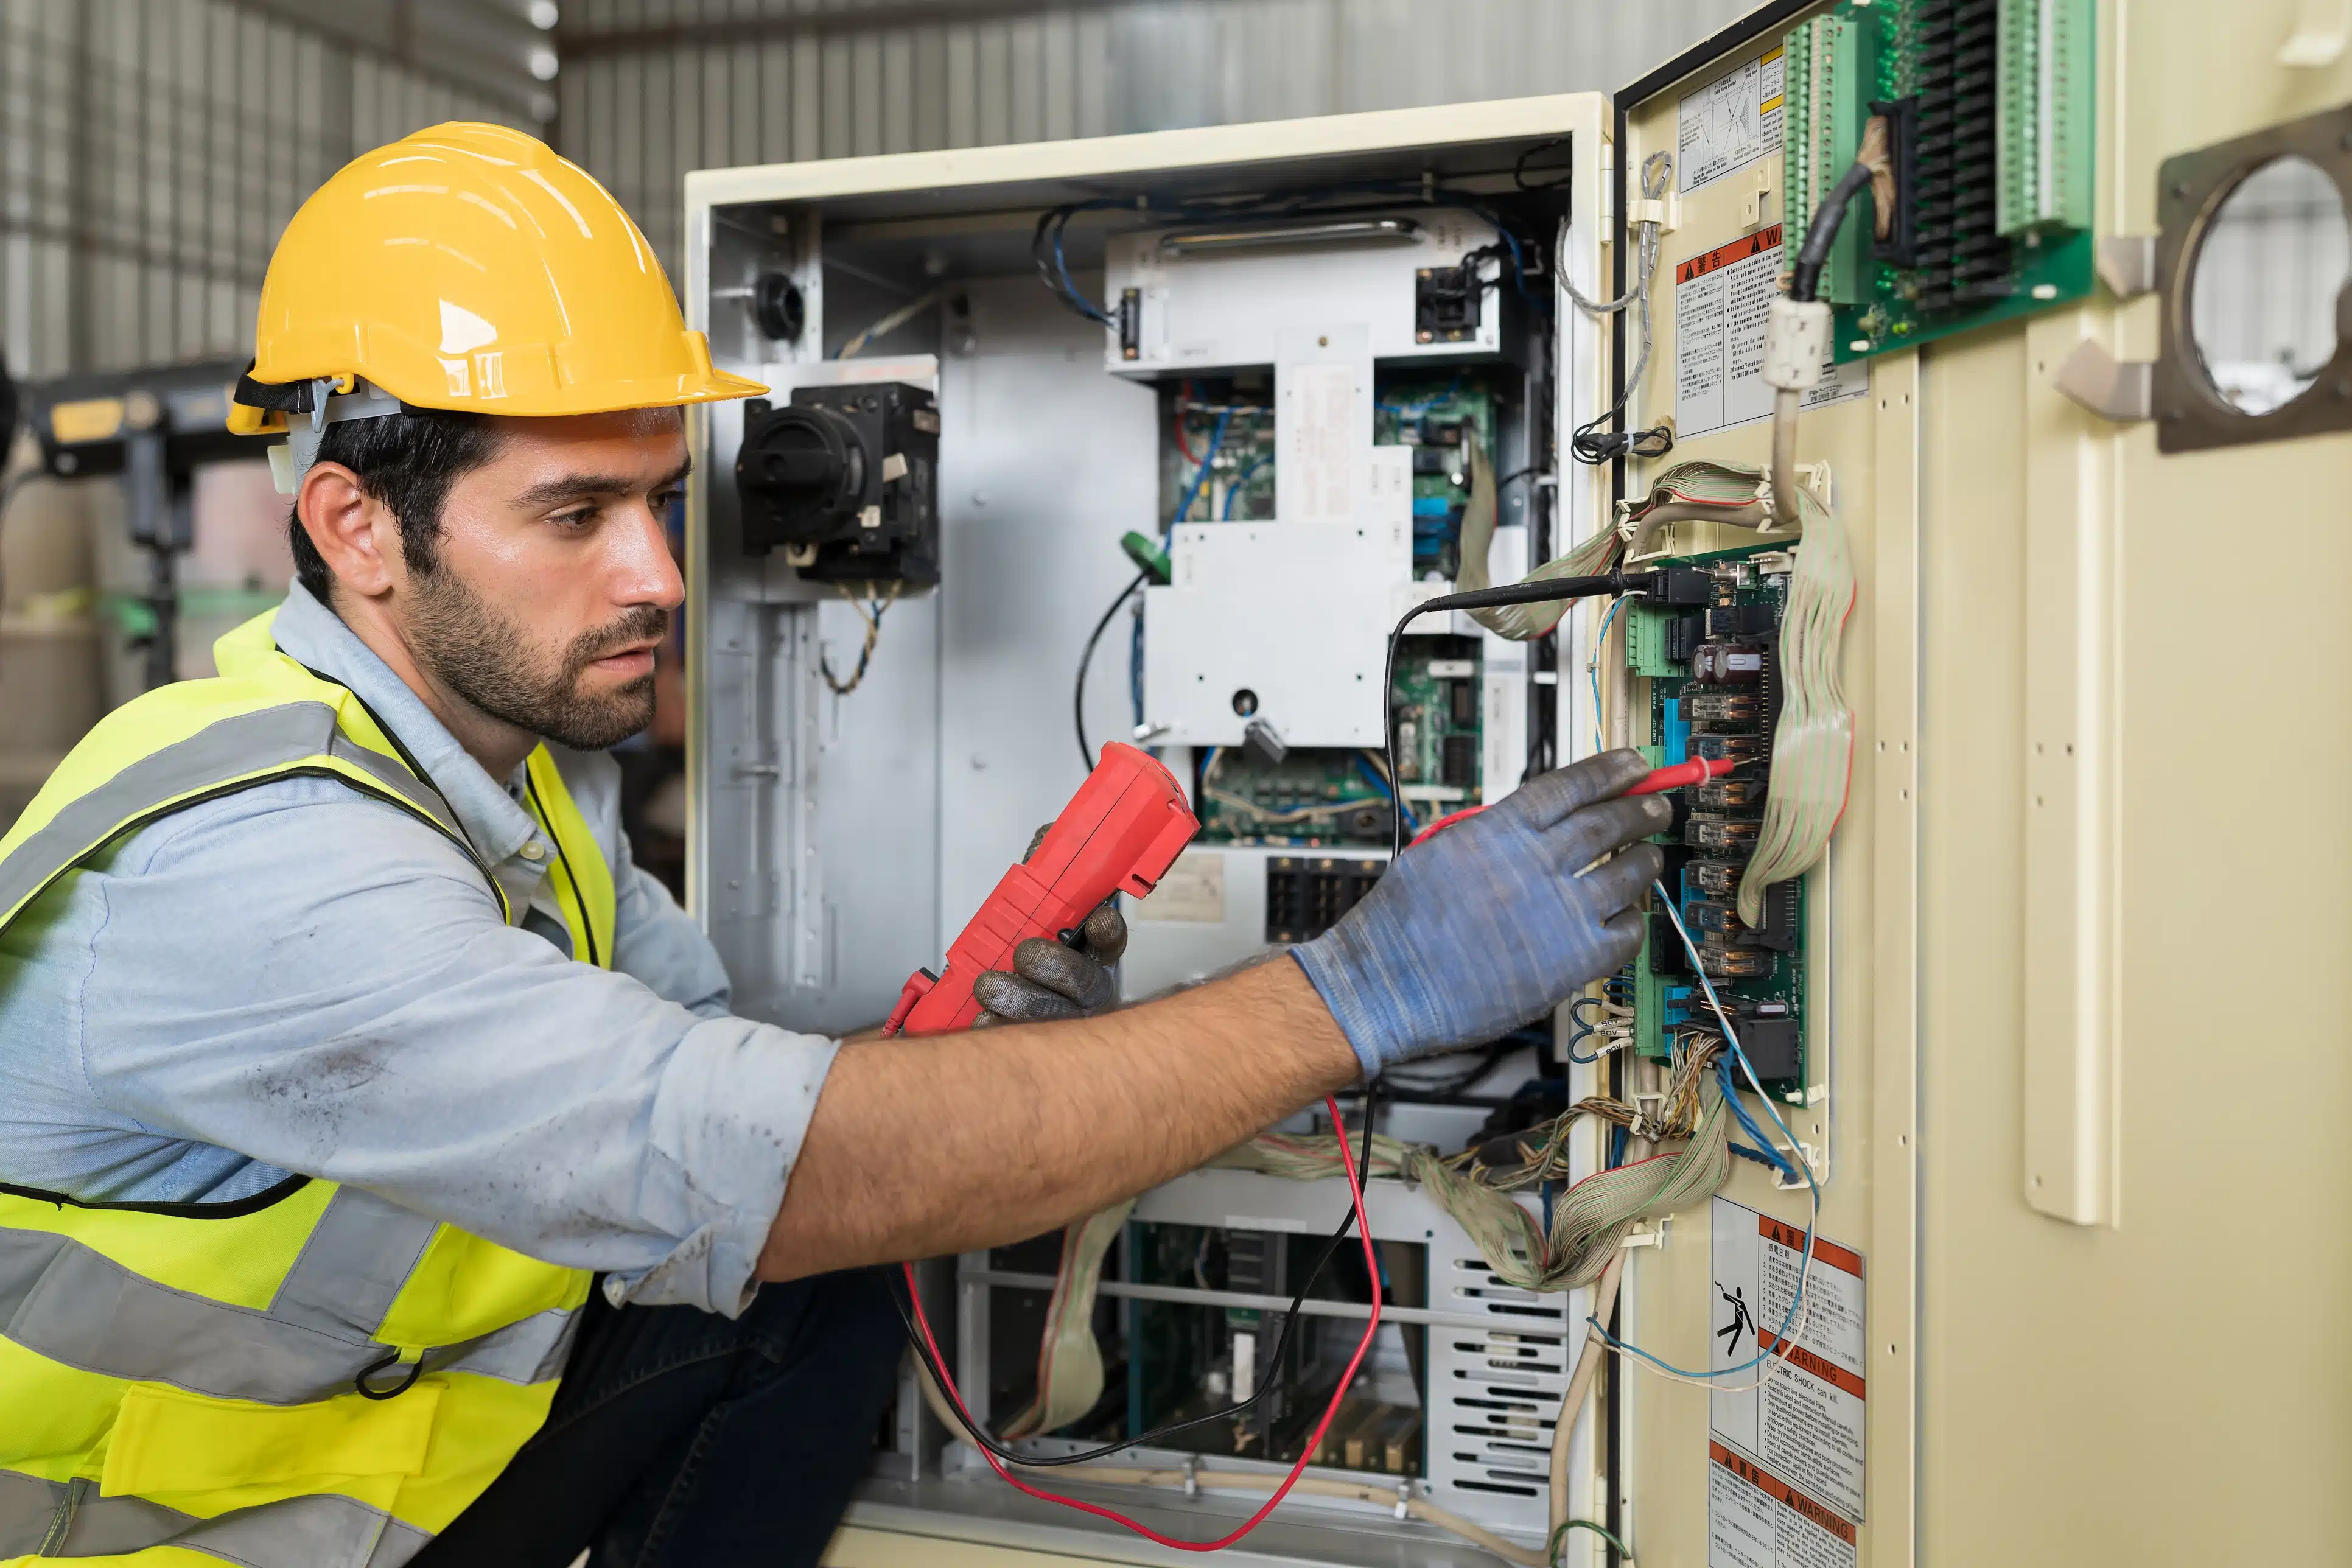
1622, 544, 1811, 1103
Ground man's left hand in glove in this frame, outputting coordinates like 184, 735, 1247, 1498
971, 903, 1126, 1024
970, 823, 1127, 1024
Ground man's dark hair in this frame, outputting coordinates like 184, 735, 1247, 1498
287, 408, 504, 601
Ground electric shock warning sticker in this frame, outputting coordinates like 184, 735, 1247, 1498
1673, 226, 1869, 442
1678, 47, 1785, 194
1706, 1198, 1866, 1568
1709, 1444, 1857, 1568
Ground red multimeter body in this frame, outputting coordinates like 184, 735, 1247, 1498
884, 743, 1199, 1036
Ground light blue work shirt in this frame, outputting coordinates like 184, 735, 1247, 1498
0, 582, 839, 1315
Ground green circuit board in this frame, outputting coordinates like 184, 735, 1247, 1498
1625, 544, 1810, 1103
1197, 642, 1484, 846
1782, 0, 2096, 364
1373, 374, 1500, 578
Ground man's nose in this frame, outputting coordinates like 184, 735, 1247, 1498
612, 501, 684, 611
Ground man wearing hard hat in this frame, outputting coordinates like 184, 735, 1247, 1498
0, 126, 1667, 1565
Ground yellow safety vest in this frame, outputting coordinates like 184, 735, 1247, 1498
0, 608, 614, 1567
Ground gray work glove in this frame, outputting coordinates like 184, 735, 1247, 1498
1292, 749, 1668, 1079
971, 824, 1129, 1025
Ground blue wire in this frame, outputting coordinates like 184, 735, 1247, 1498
1716, 1058, 1801, 1183
1135, 413, 1236, 726
1587, 597, 1626, 752
1375, 373, 1463, 418
1222, 455, 1267, 519
1166, 408, 1233, 541
1052, 217, 1113, 326
1585, 883, 1822, 1382
1351, 753, 1418, 835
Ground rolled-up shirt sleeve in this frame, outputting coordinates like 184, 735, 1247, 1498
75, 778, 833, 1315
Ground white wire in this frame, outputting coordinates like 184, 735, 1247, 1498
1595, 887, 1821, 1395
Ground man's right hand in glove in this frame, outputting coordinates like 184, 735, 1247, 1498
765, 749, 1667, 1279
1293, 748, 1667, 1079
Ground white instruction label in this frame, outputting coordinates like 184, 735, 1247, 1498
1138, 849, 1225, 923
1709, 1198, 1867, 1528
1674, 225, 1869, 441
1678, 47, 1785, 194
1279, 360, 1362, 525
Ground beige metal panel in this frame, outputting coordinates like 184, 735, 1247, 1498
1619, 16, 1902, 1564
1614, 0, 2352, 1560
824, 1525, 1124, 1568
690, 93, 1617, 208
1919, 2, 2352, 1559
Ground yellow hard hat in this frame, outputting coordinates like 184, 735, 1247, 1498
229, 121, 761, 437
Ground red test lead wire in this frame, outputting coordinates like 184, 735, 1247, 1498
1403, 756, 1736, 849
898, 1094, 1382, 1552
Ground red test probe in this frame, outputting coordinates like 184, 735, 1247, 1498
1405, 755, 1737, 849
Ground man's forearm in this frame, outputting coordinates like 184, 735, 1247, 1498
758, 956, 1355, 1281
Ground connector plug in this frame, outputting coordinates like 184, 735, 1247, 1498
1636, 567, 1713, 606
1762, 298, 1832, 393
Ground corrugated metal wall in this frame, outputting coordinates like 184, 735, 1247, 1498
557, 0, 1754, 285
0, 0, 539, 378
1, 0, 1755, 378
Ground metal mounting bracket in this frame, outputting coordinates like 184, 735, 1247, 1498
2280, 0, 2352, 65
2095, 234, 2158, 299
2053, 339, 2154, 423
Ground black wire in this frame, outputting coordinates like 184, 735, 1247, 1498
1074, 569, 1147, 772
1790, 160, 1878, 304
1513, 136, 1574, 191
898, 1080, 1383, 1465
1569, 415, 1674, 467
1385, 573, 1647, 859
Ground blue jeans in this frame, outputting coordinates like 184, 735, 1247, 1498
416, 1267, 905, 1568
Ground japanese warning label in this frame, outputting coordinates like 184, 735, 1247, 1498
1674, 225, 1869, 441
1706, 1197, 1866, 1568
1677, 47, 1783, 194
1709, 1444, 1857, 1568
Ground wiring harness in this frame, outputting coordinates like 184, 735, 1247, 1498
896, 1096, 1384, 1553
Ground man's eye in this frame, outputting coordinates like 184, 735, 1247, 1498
554, 507, 598, 528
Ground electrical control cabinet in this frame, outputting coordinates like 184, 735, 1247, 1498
684, 4, 2352, 1563
687, 94, 1620, 1568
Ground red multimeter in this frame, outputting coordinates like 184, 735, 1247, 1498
884, 743, 1199, 1035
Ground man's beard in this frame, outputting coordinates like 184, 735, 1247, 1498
406, 564, 667, 752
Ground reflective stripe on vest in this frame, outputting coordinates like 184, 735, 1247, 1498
0, 606, 608, 1564
0, 1467, 431, 1566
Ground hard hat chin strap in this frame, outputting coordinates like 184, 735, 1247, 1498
268, 377, 403, 495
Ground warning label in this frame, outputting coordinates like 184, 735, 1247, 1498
1709, 1443, 1857, 1568
1709, 1197, 1866, 1525
1673, 225, 1869, 441
1677, 48, 1784, 194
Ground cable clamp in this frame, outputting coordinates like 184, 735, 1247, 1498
1619, 1216, 1670, 1251
1772, 1142, 1826, 1191
1393, 1483, 1412, 1521
1626, 194, 1679, 233
1183, 1457, 1200, 1499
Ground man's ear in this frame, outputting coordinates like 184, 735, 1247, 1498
295, 462, 400, 600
